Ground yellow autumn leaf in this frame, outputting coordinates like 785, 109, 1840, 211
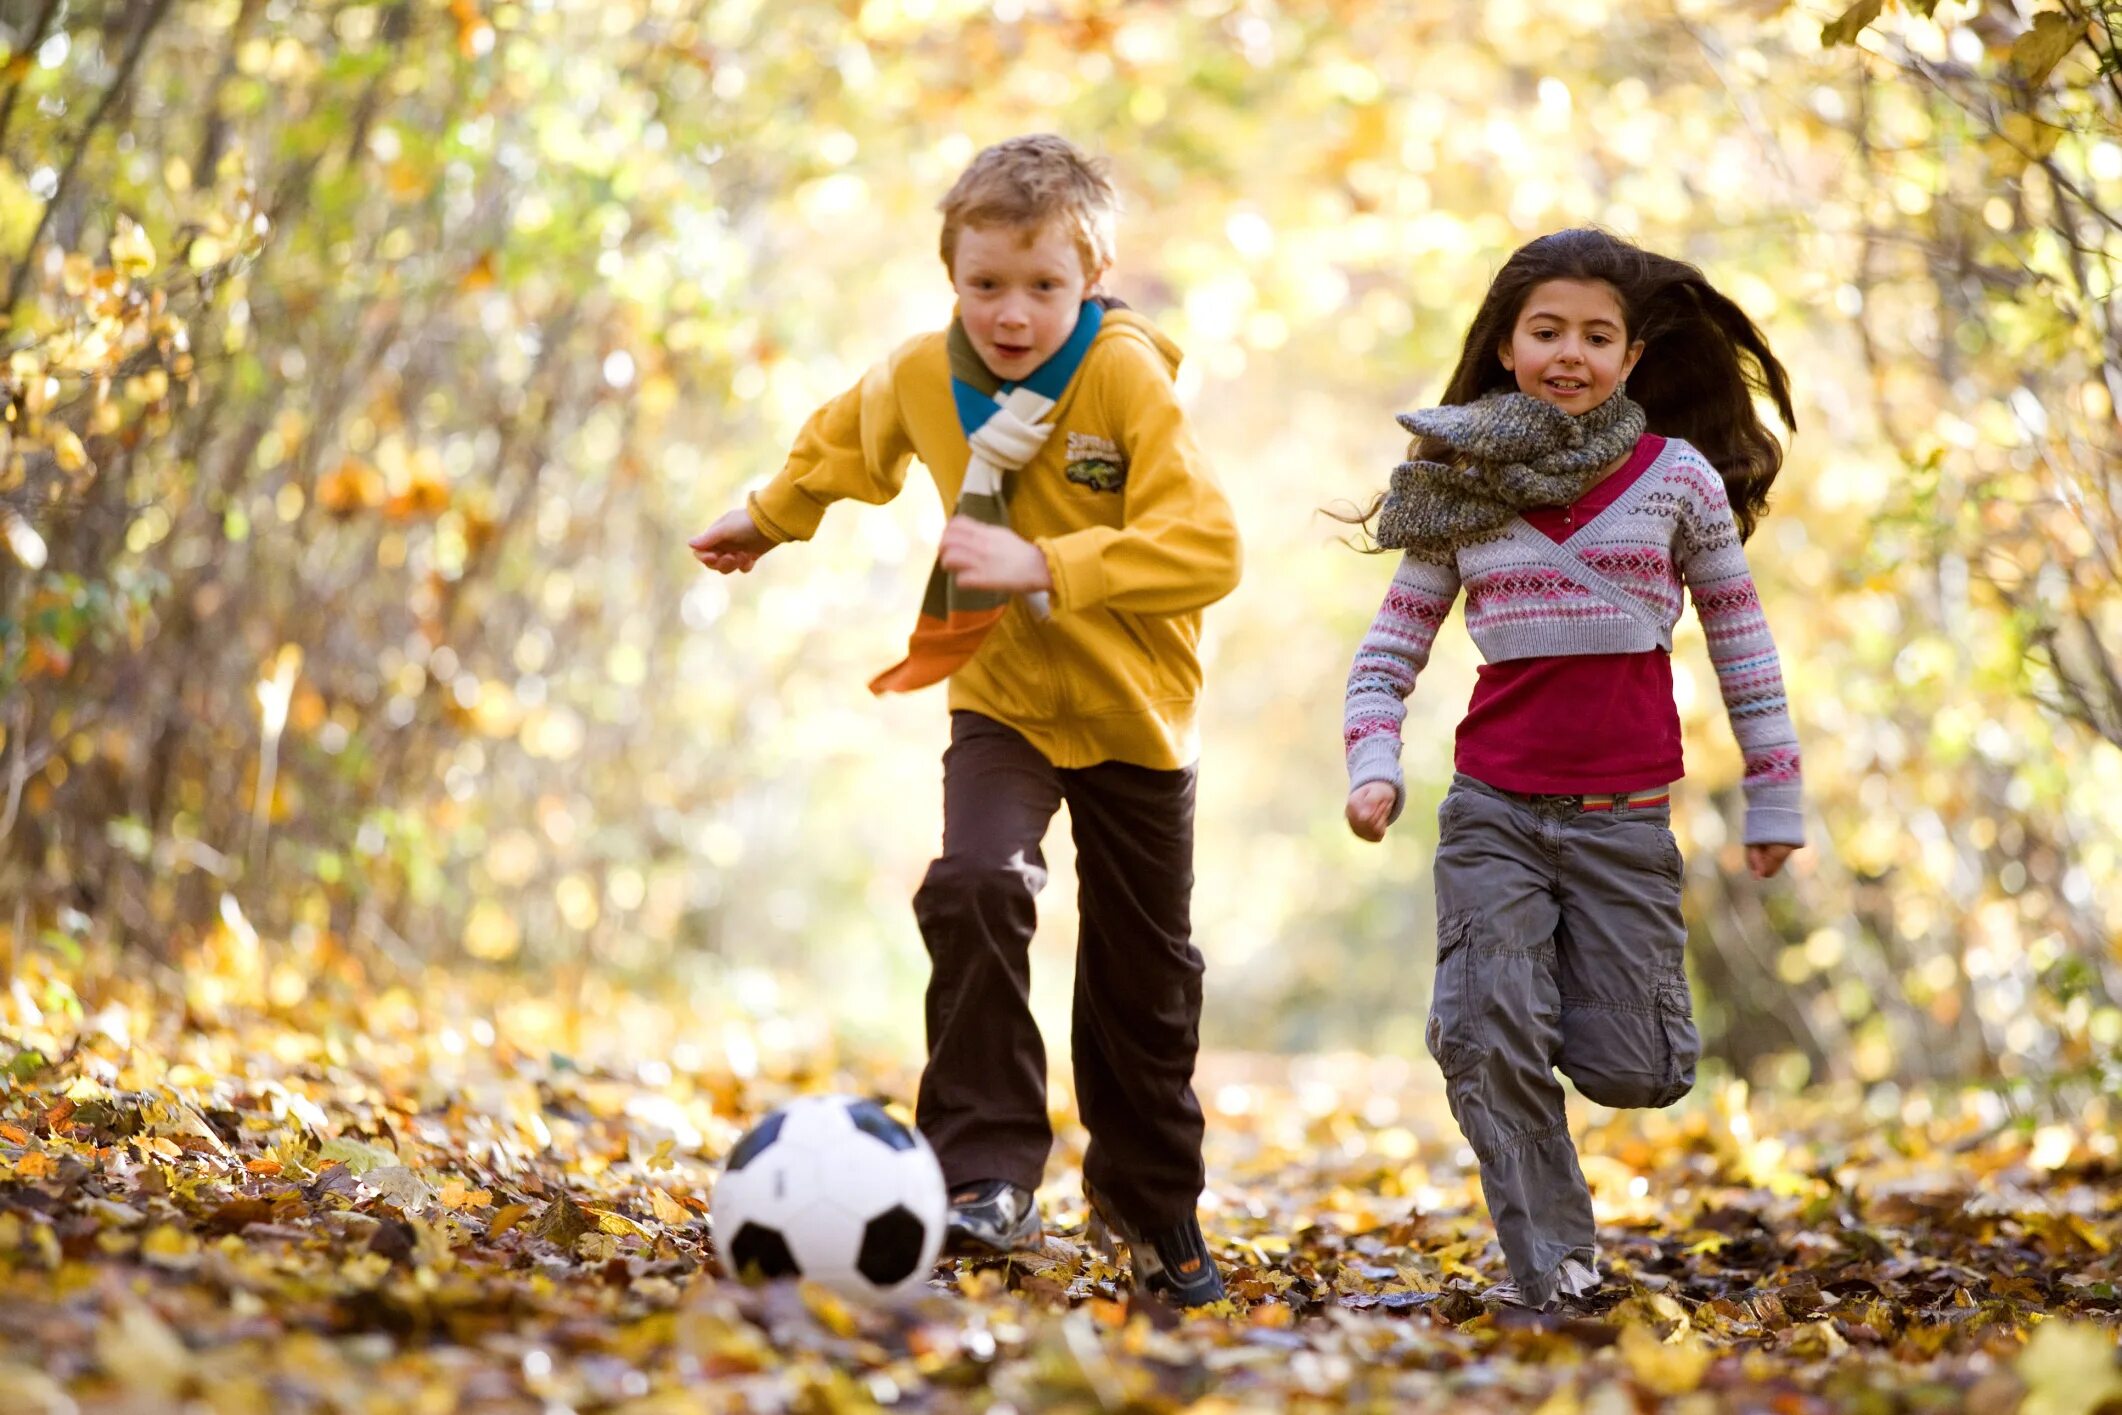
95, 1301, 190, 1399
141, 1224, 200, 1268
1530, 1384, 1583, 1415
1619, 1321, 1713, 1395
486, 1202, 532, 1237
1786, 1319, 1851, 1360
2000, 111, 2066, 162
2010, 11, 2085, 86
1821, 0, 1884, 47
800, 1282, 860, 1337
647, 1187, 690, 1225
49, 426, 88, 473
340, 1251, 392, 1288
1611, 1290, 1692, 1334
597, 1209, 651, 1239
109, 218, 156, 278
2020, 1322, 2122, 1415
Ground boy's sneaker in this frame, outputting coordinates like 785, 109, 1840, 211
944, 1179, 1043, 1255
1084, 1187, 1227, 1307
1484, 1255, 1601, 1312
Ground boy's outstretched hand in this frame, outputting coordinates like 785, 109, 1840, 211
938, 516, 1053, 593
689, 508, 775, 574
1346, 783, 1395, 842
1747, 843, 1795, 879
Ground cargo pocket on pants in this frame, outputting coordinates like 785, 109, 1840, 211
1426, 911, 1489, 1080
1652, 977, 1701, 1107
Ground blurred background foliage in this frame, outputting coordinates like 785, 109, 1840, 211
0, 0, 2117, 1101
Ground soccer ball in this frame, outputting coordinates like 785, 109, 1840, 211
710, 1095, 947, 1300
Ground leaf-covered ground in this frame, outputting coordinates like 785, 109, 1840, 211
3, 936, 2120, 1414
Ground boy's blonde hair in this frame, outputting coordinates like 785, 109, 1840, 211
938, 135, 1117, 280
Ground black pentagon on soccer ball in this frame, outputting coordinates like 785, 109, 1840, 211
844, 1099, 917, 1152
857, 1205, 927, 1287
726, 1221, 800, 1281
725, 1110, 786, 1172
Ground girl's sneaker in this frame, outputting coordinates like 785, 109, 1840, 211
944, 1179, 1043, 1255
1084, 1186, 1227, 1307
1484, 1255, 1601, 1312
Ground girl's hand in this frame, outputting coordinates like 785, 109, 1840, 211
1747, 843, 1795, 879
938, 517, 1053, 593
1346, 783, 1396, 842
689, 508, 775, 574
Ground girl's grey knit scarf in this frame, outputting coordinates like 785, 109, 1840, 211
1374, 389, 1646, 553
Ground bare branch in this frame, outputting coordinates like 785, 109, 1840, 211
4, 0, 176, 312
0, 0, 64, 156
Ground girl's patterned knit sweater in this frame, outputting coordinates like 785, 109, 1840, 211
1344, 435, 1804, 846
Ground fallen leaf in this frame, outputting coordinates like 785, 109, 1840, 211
94, 1302, 190, 1398
1619, 1322, 1713, 1395
530, 1192, 593, 1247
486, 1202, 532, 1238
2019, 1321, 2122, 1415
648, 1187, 691, 1226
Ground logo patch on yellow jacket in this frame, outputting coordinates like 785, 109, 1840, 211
1063, 432, 1127, 494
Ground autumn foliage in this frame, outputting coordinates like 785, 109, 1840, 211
2, 0, 2121, 1407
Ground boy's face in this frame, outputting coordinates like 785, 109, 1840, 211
1499, 278, 1645, 413
951, 220, 1102, 381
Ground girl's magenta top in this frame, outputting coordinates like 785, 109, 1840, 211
1453, 435, 1683, 794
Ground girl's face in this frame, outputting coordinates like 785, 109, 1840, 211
951, 220, 1101, 381
1498, 278, 1645, 413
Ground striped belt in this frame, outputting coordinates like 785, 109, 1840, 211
1515, 786, 1671, 817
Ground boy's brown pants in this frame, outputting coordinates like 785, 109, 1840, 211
913, 711, 1207, 1230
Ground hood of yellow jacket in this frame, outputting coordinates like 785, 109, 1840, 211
1093, 306, 1183, 377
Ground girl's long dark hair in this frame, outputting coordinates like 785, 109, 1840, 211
1345, 228, 1796, 542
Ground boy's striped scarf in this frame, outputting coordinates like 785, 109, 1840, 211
869, 300, 1104, 694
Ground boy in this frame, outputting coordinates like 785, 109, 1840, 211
688, 135, 1240, 1306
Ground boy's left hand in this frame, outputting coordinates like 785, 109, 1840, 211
938, 517, 1053, 593
1747, 843, 1795, 879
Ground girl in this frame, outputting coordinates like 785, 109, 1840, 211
1339, 228, 1803, 1311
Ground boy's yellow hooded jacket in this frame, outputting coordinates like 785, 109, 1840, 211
748, 309, 1242, 770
